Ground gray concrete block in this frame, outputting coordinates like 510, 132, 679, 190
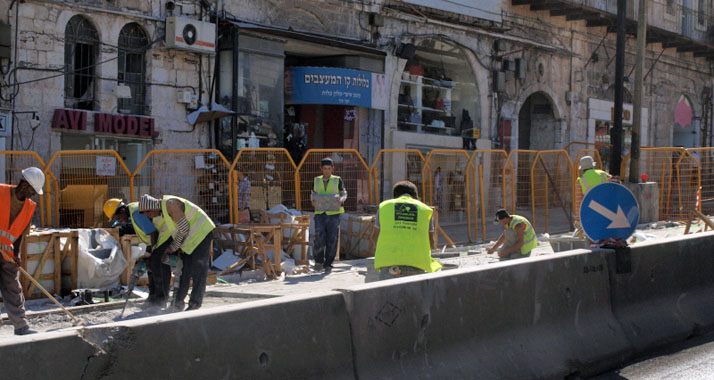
623, 182, 659, 224
608, 231, 714, 352
339, 250, 630, 379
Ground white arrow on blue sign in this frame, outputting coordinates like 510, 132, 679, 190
579, 182, 640, 241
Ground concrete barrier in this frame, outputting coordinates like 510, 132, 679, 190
339, 250, 630, 379
608, 231, 714, 352
0, 291, 355, 379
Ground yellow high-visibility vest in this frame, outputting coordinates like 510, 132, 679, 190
578, 169, 608, 194
510, 215, 537, 255
161, 196, 215, 255
374, 195, 442, 273
314, 175, 344, 215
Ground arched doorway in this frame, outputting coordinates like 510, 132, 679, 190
673, 95, 696, 148
517, 92, 556, 150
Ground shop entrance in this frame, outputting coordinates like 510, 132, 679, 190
517, 92, 556, 150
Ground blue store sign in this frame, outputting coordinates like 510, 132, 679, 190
580, 182, 640, 242
285, 67, 387, 110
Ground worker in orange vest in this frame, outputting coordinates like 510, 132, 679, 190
0, 167, 45, 335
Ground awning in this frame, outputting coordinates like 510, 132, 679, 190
187, 102, 235, 125
226, 19, 386, 57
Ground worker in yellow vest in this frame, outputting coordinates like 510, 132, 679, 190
0, 167, 45, 335
487, 209, 537, 260
103, 199, 174, 307
374, 181, 442, 279
311, 157, 347, 274
138, 194, 215, 311
577, 156, 611, 195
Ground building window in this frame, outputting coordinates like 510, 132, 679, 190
64, 15, 99, 111
118, 23, 149, 115
697, 0, 706, 26
666, 0, 676, 15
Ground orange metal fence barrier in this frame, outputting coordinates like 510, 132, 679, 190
370, 149, 427, 205
0, 151, 49, 227
44, 150, 132, 228
508, 150, 539, 229
530, 150, 574, 234
470, 150, 514, 242
621, 147, 699, 221
132, 150, 233, 225
688, 148, 714, 215
424, 150, 474, 244
296, 149, 371, 213
230, 149, 297, 223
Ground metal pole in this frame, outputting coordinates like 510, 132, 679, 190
629, 0, 647, 183
610, 0, 627, 177
231, 28, 239, 161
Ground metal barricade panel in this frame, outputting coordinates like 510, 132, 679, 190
370, 150, 426, 205
0, 151, 48, 227
296, 150, 370, 213
45, 150, 131, 228
132, 150, 232, 225
508, 150, 538, 227
470, 150, 513, 242
621, 148, 679, 221
688, 148, 714, 215
230, 149, 297, 223
424, 150, 472, 244
530, 150, 574, 234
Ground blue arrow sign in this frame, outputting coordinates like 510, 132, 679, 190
580, 182, 639, 241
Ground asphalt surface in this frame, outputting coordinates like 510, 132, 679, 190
591, 331, 714, 380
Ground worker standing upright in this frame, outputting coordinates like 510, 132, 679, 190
0, 167, 45, 335
373, 181, 442, 279
311, 157, 347, 274
487, 209, 537, 260
103, 198, 174, 307
138, 194, 215, 311
577, 156, 611, 195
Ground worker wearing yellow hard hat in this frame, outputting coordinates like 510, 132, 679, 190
103, 198, 174, 308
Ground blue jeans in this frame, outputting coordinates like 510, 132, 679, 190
313, 213, 340, 267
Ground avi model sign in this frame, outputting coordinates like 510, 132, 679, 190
285, 67, 387, 110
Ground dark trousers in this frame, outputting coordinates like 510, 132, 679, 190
313, 213, 339, 267
174, 231, 212, 309
149, 239, 173, 305
0, 258, 27, 329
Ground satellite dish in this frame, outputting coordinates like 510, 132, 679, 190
183, 24, 197, 45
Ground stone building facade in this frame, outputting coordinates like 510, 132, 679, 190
1, 0, 712, 169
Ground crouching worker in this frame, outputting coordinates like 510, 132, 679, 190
103, 198, 174, 307
373, 181, 442, 279
138, 194, 214, 311
487, 209, 536, 260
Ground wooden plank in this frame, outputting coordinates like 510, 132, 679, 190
26, 233, 56, 296
54, 232, 61, 295
71, 231, 78, 291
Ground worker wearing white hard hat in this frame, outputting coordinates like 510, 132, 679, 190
577, 156, 611, 195
0, 167, 46, 335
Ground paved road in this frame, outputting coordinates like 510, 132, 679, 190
591, 332, 714, 379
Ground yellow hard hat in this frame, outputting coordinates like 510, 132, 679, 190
103, 198, 125, 220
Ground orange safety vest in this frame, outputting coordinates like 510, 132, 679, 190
0, 184, 36, 261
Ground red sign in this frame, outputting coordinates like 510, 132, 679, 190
52, 109, 159, 137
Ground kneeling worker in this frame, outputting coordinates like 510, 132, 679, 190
138, 194, 214, 311
374, 181, 442, 279
103, 198, 174, 306
487, 209, 536, 260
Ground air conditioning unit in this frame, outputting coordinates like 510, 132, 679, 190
165, 16, 216, 54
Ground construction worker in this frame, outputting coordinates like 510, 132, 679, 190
310, 157, 347, 274
138, 194, 215, 311
577, 155, 611, 195
487, 209, 537, 260
373, 181, 442, 279
103, 199, 173, 307
0, 167, 45, 335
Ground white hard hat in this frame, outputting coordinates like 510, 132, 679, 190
22, 167, 45, 195
579, 156, 596, 171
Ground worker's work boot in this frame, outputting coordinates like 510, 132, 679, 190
186, 302, 201, 311
14, 326, 38, 335
313, 263, 323, 272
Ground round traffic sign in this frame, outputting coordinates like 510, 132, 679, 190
579, 182, 639, 241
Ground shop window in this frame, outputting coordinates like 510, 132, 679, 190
118, 23, 148, 115
60, 133, 151, 172
65, 15, 99, 111
398, 38, 479, 137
